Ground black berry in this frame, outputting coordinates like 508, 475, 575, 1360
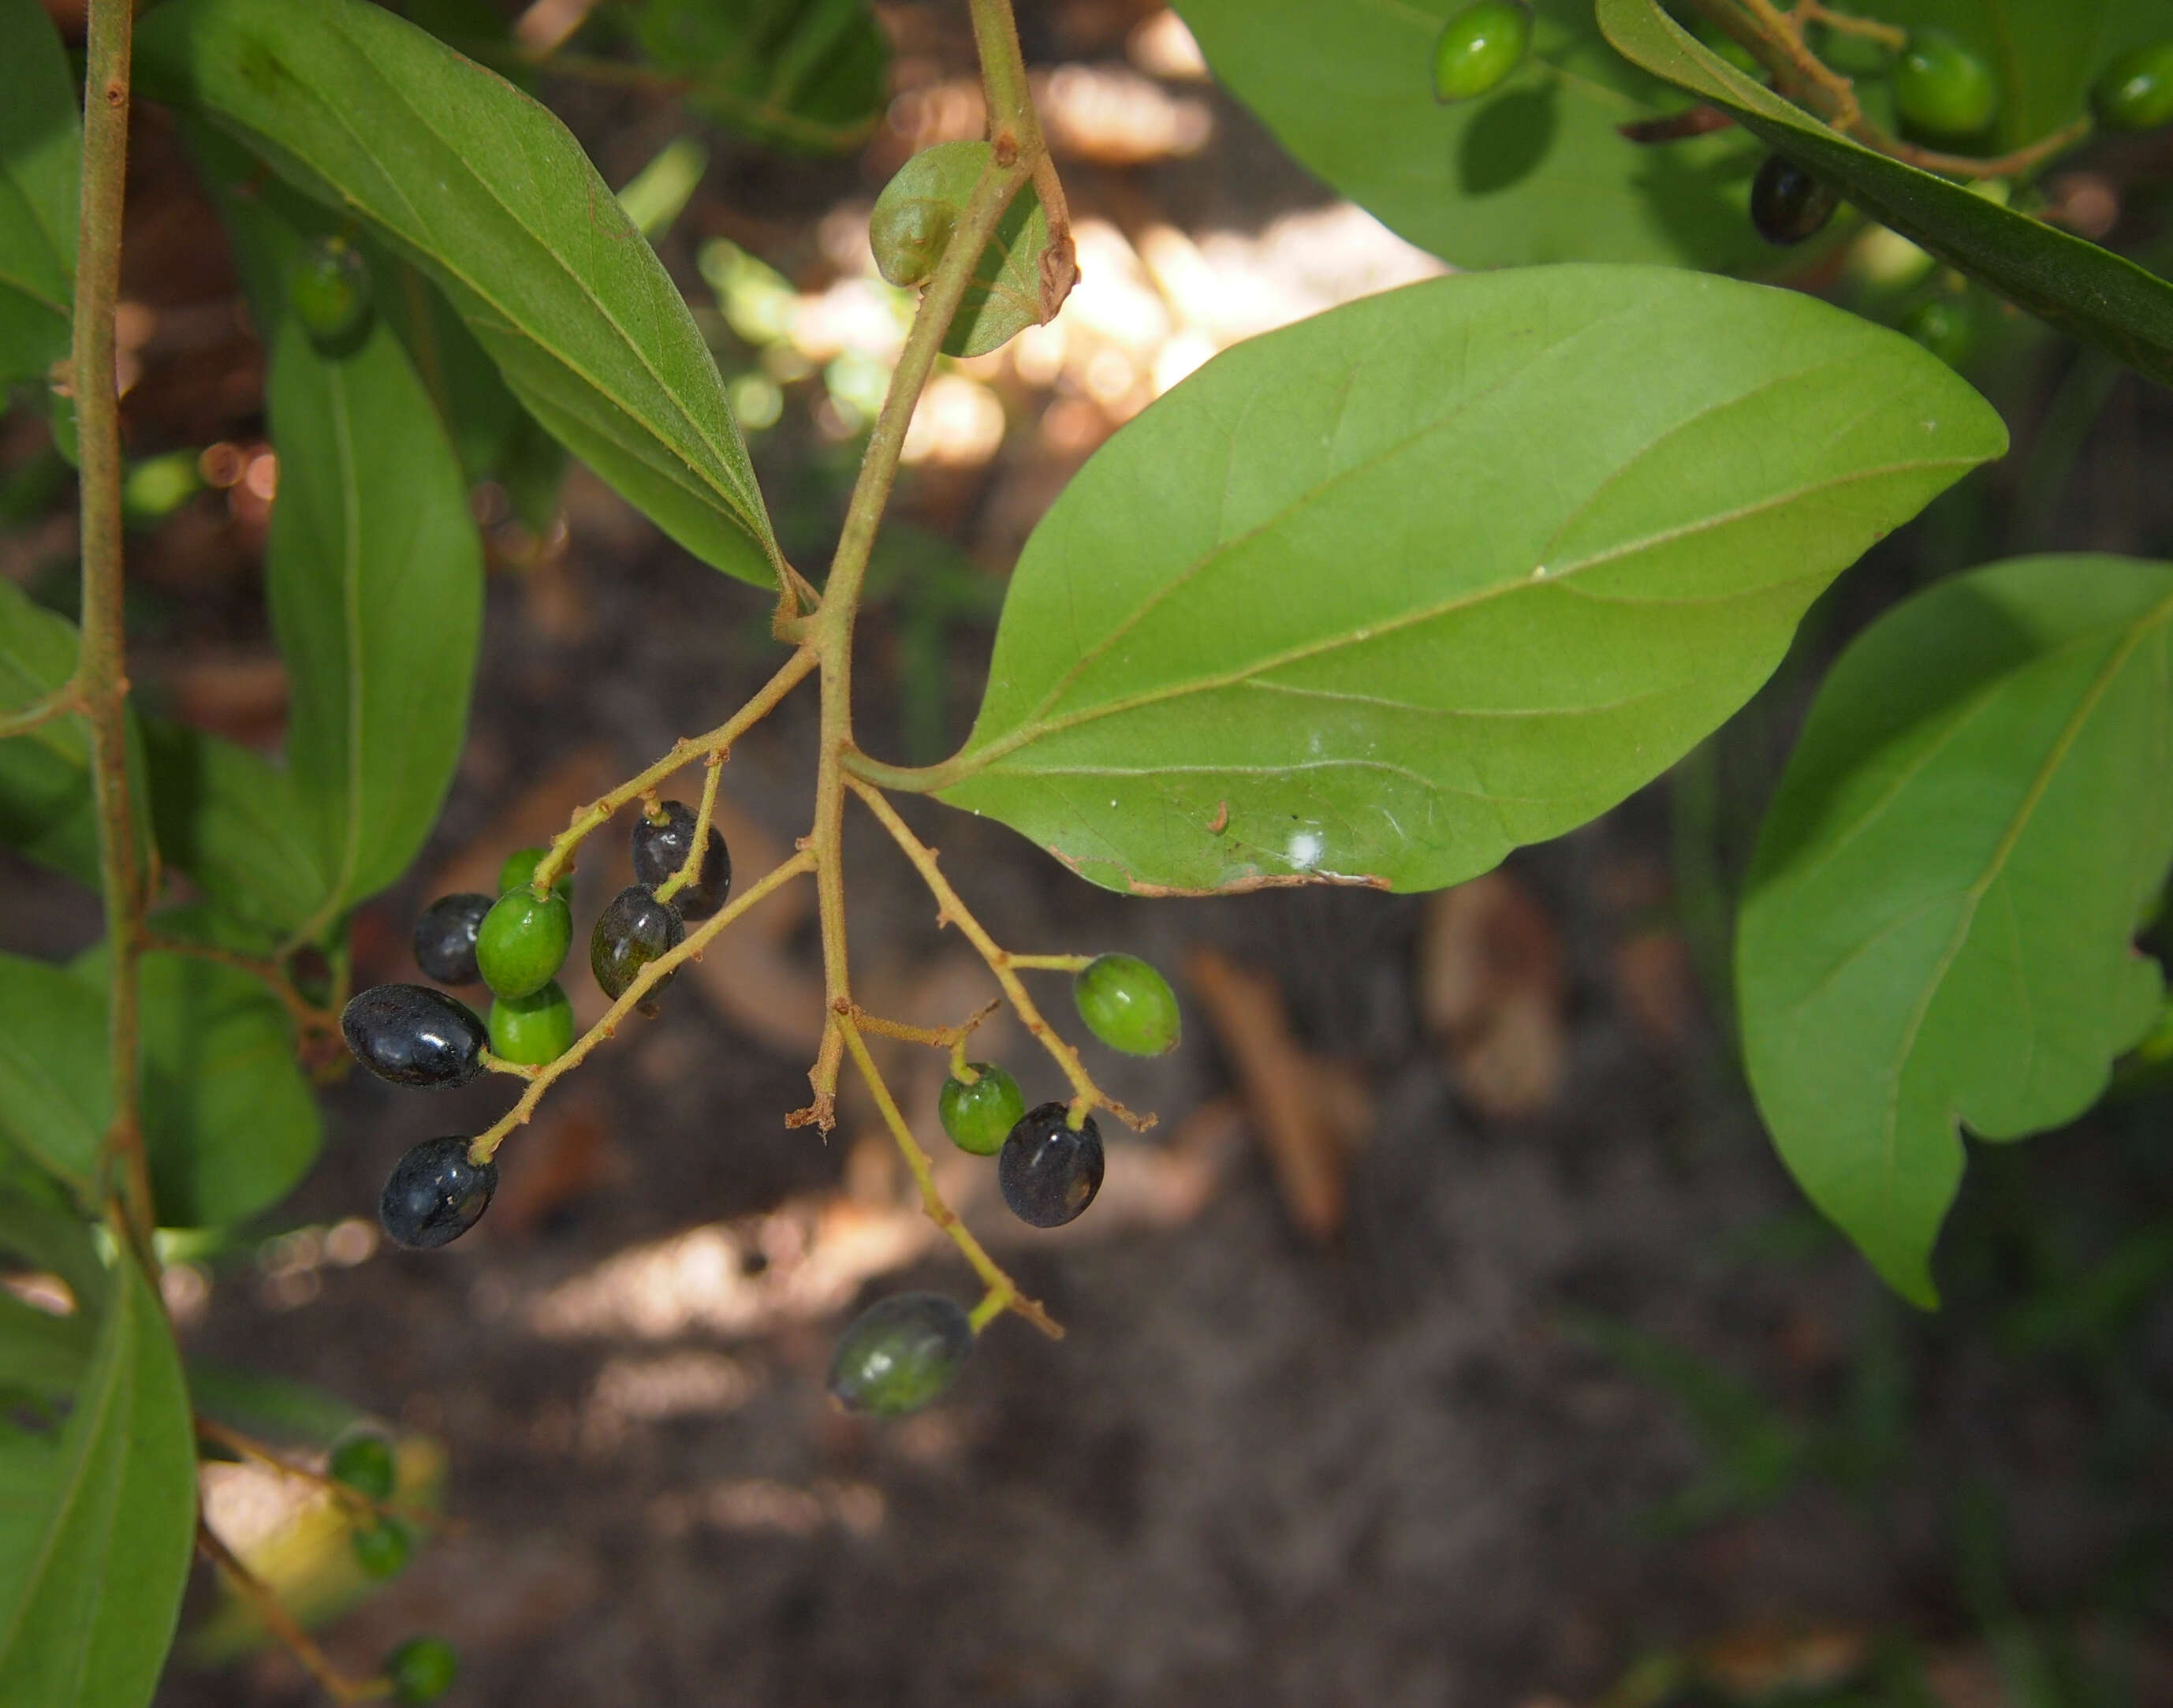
1750, 153, 1839, 245
591, 883, 685, 1009
827, 1292, 975, 1416
379, 1136, 498, 1250
632, 800, 732, 921
386, 1636, 459, 1704
341, 985, 488, 1089
412, 892, 492, 986
998, 1102, 1105, 1228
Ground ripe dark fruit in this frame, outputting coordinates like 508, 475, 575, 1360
826, 1292, 975, 1416
289, 234, 372, 351
412, 892, 492, 986
938, 1062, 1027, 1156
632, 800, 732, 921
379, 1136, 498, 1250
1072, 953, 1181, 1056
351, 1517, 412, 1579
498, 845, 573, 899
489, 981, 576, 1066
1750, 153, 1839, 245
328, 1431, 397, 1502
998, 1102, 1105, 1229
386, 1636, 459, 1704
340, 985, 487, 1089
1895, 30, 1997, 138
591, 883, 685, 1009
1432, 0, 1530, 103
2093, 39, 2173, 131
476, 886, 572, 1000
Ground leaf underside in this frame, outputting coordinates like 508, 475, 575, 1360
1738, 555, 2173, 1307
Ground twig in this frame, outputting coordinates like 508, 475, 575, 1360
843, 775, 1150, 1132
141, 934, 340, 1044
652, 746, 725, 908
966, 0, 1076, 317
193, 1415, 442, 1530
529, 645, 815, 895
0, 687, 81, 741
834, 1010, 1060, 1338
471, 849, 815, 1163
837, 997, 1000, 1051
1792, 0, 1904, 50
196, 1522, 389, 1702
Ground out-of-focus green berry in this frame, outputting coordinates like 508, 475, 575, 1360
1895, 30, 1998, 139
2093, 39, 2173, 131
827, 1293, 974, 1416
289, 235, 372, 349
386, 1635, 459, 1703
328, 1431, 397, 1503
1432, 0, 1530, 103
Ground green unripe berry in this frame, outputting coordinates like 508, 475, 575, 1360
937, 1062, 1027, 1155
2093, 39, 2173, 132
827, 1292, 974, 1416
386, 1635, 459, 1704
327, 1431, 397, 1503
488, 980, 576, 1066
475, 887, 572, 1000
289, 235, 372, 350
1895, 30, 1998, 139
350, 1517, 412, 1579
498, 845, 573, 900
1073, 953, 1181, 1057
1901, 295, 1976, 367
1432, 0, 1530, 103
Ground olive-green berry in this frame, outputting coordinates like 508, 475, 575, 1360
1432, 0, 1530, 103
2093, 39, 2173, 132
1074, 953, 1181, 1057
498, 845, 573, 899
386, 1635, 459, 1704
938, 1062, 1027, 1155
1895, 30, 1997, 138
328, 1432, 397, 1502
289, 236, 371, 348
476, 888, 572, 1000
489, 981, 576, 1066
351, 1517, 412, 1579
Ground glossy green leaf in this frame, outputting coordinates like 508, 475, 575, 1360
935, 267, 2005, 896
0, 1255, 196, 1708
1597, 0, 2173, 389
1739, 556, 2173, 1307
265, 311, 483, 932
143, 720, 326, 937
1170, 0, 1768, 270
138, 0, 782, 586
628, 0, 889, 155
870, 141, 1053, 358
0, 0, 77, 384
0, 953, 107, 1198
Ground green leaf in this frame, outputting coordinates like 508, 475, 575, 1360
1597, 0, 2173, 389
0, 1255, 196, 1708
934, 266, 2005, 895
265, 311, 483, 929
0, 953, 108, 1198
870, 141, 1053, 359
0, 0, 77, 385
0, 1161, 106, 1312
1738, 555, 2173, 1307
628, 0, 889, 155
143, 719, 327, 937
0, 1291, 93, 1399
1170, 0, 1768, 270
0, 580, 96, 884
139, 0, 782, 586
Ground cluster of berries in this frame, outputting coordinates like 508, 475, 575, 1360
318, 1430, 457, 1701
823, 952, 1182, 1419
339, 800, 729, 1250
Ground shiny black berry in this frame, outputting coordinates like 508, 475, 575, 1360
328, 1431, 397, 1502
591, 883, 685, 1009
827, 1292, 975, 1416
412, 892, 492, 986
379, 1136, 498, 1250
1750, 153, 1839, 245
632, 800, 731, 921
386, 1636, 459, 1704
998, 1102, 1105, 1229
341, 986, 488, 1089
937, 1062, 1026, 1156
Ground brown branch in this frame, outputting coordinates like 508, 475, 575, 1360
196, 1523, 390, 1702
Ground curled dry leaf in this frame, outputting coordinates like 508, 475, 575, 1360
1418, 868, 1567, 1119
